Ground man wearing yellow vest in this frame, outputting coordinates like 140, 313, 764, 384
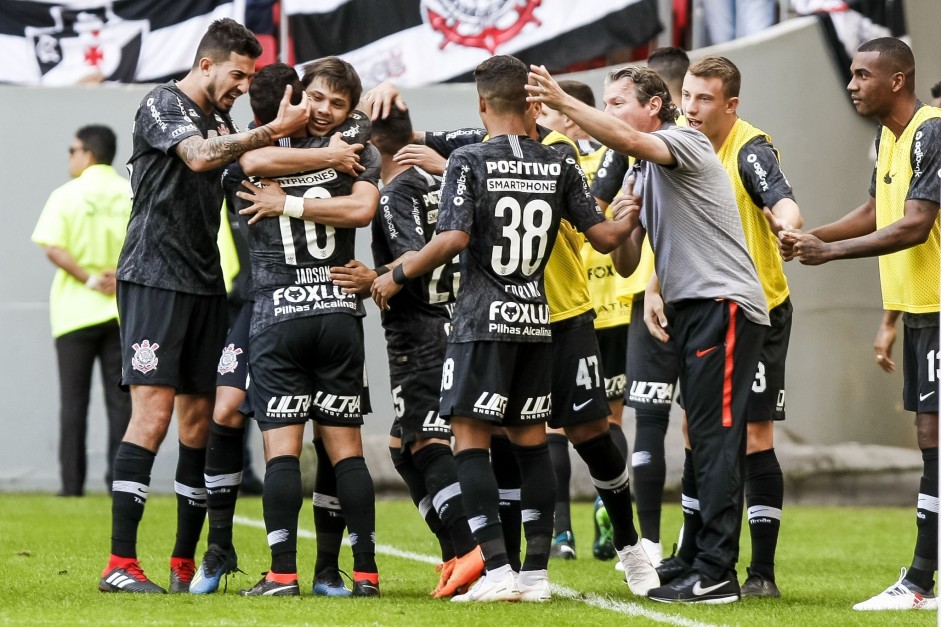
654, 55, 802, 599
783, 37, 940, 611
32, 124, 132, 497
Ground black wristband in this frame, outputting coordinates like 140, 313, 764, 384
392, 263, 408, 285
374, 265, 390, 277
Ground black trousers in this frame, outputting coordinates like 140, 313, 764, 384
54, 319, 131, 495
672, 299, 766, 580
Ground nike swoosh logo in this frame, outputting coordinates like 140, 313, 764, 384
921, 391, 936, 401
572, 400, 592, 412
696, 346, 718, 358
692, 580, 729, 596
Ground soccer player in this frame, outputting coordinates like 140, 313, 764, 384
537, 80, 633, 562
188, 62, 365, 595
233, 57, 382, 597
99, 19, 308, 594
781, 38, 940, 612
329, 105, 484, 598
372, 55, 639, 602
655, 55, 803, 598
529, 63, 770, 604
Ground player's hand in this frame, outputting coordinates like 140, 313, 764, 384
787, 231, 831, 265
610, 175, 640, 224
393, 144, 447, 174
371, 272, 402, 310
643, 289, 670, 343
97, 270, 117, 295
330, 260, 376, 295
873, 319, 897, 373
763, 207, 791, 237
360, 81, 407, 121
237, 179, 288, 225
269, 85, 310, 139
778, 228, 801, 261
525, 65, 568, 111
326, 132, 364, 176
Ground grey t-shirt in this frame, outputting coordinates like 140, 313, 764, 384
636, 125, 769, 326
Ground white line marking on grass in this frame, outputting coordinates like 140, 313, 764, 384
233, 515, 720, 627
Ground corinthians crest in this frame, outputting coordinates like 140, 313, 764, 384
422, 0, 542, 54
131, 340, 159, 374
217, 343, 244, 375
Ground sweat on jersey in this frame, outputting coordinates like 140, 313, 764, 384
435, 134, 604, 343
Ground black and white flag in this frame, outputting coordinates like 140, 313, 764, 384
286, 0, 661, 87
0, 0, 244, 85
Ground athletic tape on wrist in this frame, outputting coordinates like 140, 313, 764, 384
374, 265, 390, 277
283, 195, 305, 218
392, 263, 408, 285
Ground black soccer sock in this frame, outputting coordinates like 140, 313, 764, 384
335, 456, 377, 574
745, 448, 784, 581
490, 434, 522, 571
457, 447, 508, 571
171, 443, 207, 560
204, 422, 245, 551
574, 431, 638, 549
632, 409, 669, 542
609, 422, 630, 461
677, 448, 702, 565
110, 442, 155, 558
908, 447, 939, 591
263, 455, 302, 574
513, 442, 557, 571
312, 439, 345, 579
390, 446, 454, 561
547, 433, 573, 536
412, 443, 477, 558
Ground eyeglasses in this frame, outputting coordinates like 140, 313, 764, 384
68, 146, 85, 155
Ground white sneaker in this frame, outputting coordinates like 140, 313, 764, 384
853, 568, 938, 611
617, 542, 660, 596
641, 538, 663, 567
517, 569, 551, 603
451, 568, 520, 603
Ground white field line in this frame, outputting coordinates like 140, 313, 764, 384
233, 515, 721, 627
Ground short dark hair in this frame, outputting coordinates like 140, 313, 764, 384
605, 66, 679, 123
474, 55, 528, 114
647, 47, 690, 85
931, 81, 941, 99
249, 63, 303, 125
558, 80, 595, 108
687, 55, 742, 99
75, 124, 116, 165
193, 18, 262, 67
301, 57, 362, 112
858, 37, 915, 90
371, 106, 413, 156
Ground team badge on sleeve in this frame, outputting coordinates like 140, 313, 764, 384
131, 340, 159, 373
217, 343, 244, 375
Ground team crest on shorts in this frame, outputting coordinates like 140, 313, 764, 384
217, 343, 244, 375
422, 0, 541, 54
131, 340, 159, 373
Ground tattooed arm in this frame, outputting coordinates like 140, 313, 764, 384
175, 85, 309, 172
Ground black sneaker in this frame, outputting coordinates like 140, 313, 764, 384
655, 550, 691, 586
239, 573, 300, 597
741, 568, 780, 598
99, 562, 167, 594
190, 544, 241, 594
647, 570, 740, 604
169, 559, 195, 593
351, 575, 380, 597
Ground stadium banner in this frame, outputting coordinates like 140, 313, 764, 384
285, 0, 662, 87
0, 0, 245, 86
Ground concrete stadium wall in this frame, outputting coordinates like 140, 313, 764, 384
1, 12, 939, 492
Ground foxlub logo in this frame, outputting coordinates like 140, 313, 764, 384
422, 0, 542, 54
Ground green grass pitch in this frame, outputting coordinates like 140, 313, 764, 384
0, 494, 935, 626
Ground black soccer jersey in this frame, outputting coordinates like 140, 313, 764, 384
244, 120, 380, 336
590, 148, 629, 205
437, 134, 603, 343
424, 127, 487, 157
371, 166, 458, 372
737, 136, 795, 209
119, 82, 238, 295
